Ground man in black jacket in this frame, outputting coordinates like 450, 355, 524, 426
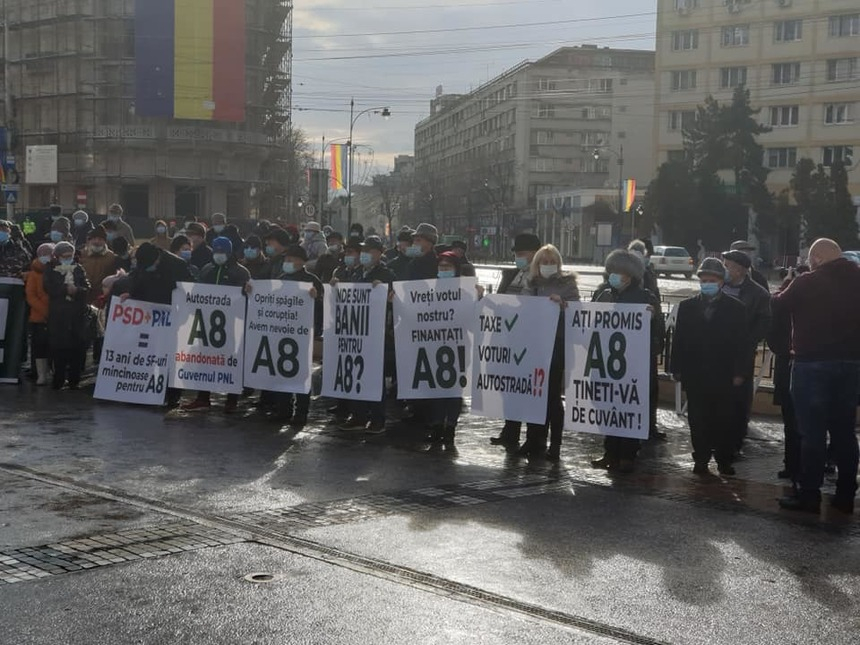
406, 223, 439, 281
729, 240, 769, 291
671, 257, 748, 476
186, 222, 213, 272
387, 228, 414, 281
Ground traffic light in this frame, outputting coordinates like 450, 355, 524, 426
482, 237, 490, 248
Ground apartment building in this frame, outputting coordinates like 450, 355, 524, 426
655, 0, 860, 193
413, 45, 655, 239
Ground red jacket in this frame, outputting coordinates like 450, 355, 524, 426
25, 259, 50, 323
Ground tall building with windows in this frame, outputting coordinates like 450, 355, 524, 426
655, 0, 860, 193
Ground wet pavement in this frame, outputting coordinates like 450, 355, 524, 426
1, 381, 858, 644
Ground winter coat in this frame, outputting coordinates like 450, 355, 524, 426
241, 257, 271, 281
79, 249, 119, 305
198, 260, 250, 288
44, 263, 91, 350
0, 239, 31, 278
530, 271, 580, 346
25, 259, 50, 323
723, 276, 772, 351
150, 234, 172, 251
278, 267, 324, 337
406, 250, 438, 281
766, 283, 792, 406
459, 257, 476, 278
670, 294, 748, 394
190, 244, 214, 271
386, 253, 411, 281
499, 267, 530, 296
301, 231, 328, 263
105, 218, 136, 246
206, 225, 244, 259
314, 253, 340, 284
72, 220, 95, 249
125, 249, 194, 305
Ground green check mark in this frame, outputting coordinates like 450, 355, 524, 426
513, 348, 527, 365
505, 314, 519, 332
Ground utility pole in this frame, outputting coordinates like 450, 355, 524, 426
4, 0, 13, 221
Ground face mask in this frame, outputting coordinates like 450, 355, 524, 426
344, 255, 357, 267
515, 257, 529, 270
179, 249, 192, 261
359, 252, 373, 267
701, 282, 720, 297
38, 255, 51, 264
304, 231, 315, 240
328, 244, 342, 254
106, 232, 116, 242
244, 247, 260, 260
156, 226, 167, 234
281, 261, 296, 275
539, 264, 558, 279
406, 245, 422, 258
109, 214, 120, 221
265, 245, 277, 257
0, 232, 9, 244
51, 215, 60, 222
608, 273, 624, 290
213, 253, 228, 266
213, 225, 225, 234
89, 244, 106, 255
438, 270, 455, 279
74, 219, 86, 227
50, 231, 63, 242
59, 257, 73, 266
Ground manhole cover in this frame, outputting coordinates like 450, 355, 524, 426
243, 572, 280, 584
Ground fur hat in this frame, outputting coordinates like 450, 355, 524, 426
605, 249, 644, 283
722, 249, 751, 269
413, 223, 438, 244
396, 228, 414, 243
697, 257, 726, 279
51, 216, 71, 234
36, 243, 55, 257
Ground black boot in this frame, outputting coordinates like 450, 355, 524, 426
424, 424, 444, 444
779, 490, 821, 513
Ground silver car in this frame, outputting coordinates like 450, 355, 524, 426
650, 246, 695, 278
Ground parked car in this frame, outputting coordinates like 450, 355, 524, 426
650, 246, 695, 278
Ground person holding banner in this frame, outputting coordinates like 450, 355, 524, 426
406, 224, 439, 281
240, 235, 271, 280
386, 228, 415, 281
44, 242, 91, 390
25, 243, 54, 385
518, 244, 579, 461
183, 237, 251, 414
262, 228, 293, 279
186, 223, 213, 272
589, 249, 664, 473
489, 233, 541, 449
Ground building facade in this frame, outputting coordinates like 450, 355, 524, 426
655, 0, 860, 193
413, 45, 655, 249
0, 0, 292, 220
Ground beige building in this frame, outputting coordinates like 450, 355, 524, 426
413, 45, 655, 248
655, 0, 860, 193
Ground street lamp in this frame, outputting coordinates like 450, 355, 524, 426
347, 98, 391, 230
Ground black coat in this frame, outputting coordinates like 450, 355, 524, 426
190, 244, 213, 271
126, 250, 194, 305
44, 264, 91, 350
670, 294, 748, 394
198, 260, 250, 288
406, 251, 438, 280
279, 267, 324, 336
387, 253, 411, 281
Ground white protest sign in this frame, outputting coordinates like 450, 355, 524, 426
393, 277, 477, 399
170, 282, 245, 394
470, 294, 559, 424
243, 280, 314, 394
93, 298, 173, 405
564, 302, 651, 439
321, 283, 387, 402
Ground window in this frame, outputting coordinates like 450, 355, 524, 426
772, 62, 801, 84
536, 130, 555, 144
766, 147, 797, 169
674, 0, 698, 10
671, 70, 697, 90
668, 110, 696, 131
537, 77, 557, 91
829, 14, 860, 37
583, 132, 609, 146
769, 105, 798, 127
824, 103, 852, 125
774, 20, 802, 42
823, 146, 853, 166
720, 66, 748, 88
582, 106, 610, 120
671, 30, 699, 51
721, 25, 750, 47
588, 78, 613, 93
827, 58, 858, 82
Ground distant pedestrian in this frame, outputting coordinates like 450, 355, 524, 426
25, 243, 54, 385
105, 203, 135, 247
150, 219, 172, 251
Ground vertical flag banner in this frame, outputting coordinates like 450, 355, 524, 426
392, 278, 477, 399
135, 0, 246, 122
243, 281, 315, 394
470, 294, 559, 425
564, 302, 651, 440
330, 144, 348, 190
623, 179, 636, 212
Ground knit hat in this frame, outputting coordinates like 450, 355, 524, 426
211, 212, 226, 225
88, 225, 108, 241
245, 234, 262, 250
36, 243, 55, 257
304, 221, 321, 233
72, 210, 89, 223
51, 216, 71, 234
135, 242, 160, 269
185, 222, 206, 237
413, 223, 438, 244
284, 244, 308, 262
729, 240, 755, 252
605, 249, 644, 283
697, 257, 726, 279
212, 236, 233, 255
511, 233, 541, 252
361, 236, 385, 252
722, 250, 751, 269
53, 241, 75, 257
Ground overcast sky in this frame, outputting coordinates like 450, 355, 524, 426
292, 0, 658, 178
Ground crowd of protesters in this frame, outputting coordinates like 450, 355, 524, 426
1, 204, 858, 515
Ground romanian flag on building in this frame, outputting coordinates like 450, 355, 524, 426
134, 0, 246, 122
330, 144, 348, 191
623, 179, 636, 212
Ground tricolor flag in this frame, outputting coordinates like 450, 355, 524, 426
330, 144, 348, 191
135, 0, 246, 122
623, 179, 636, 212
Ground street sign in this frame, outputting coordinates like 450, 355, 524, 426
25, 145, 58, 185
304, 204, 317, 217
4, 191, 17, 204
1, 184, 19, 193
5, 155, 16, 167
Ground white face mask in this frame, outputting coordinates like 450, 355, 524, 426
539, 264, 558, 279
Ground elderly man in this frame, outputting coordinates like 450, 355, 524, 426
773, 239, 860, 514
729, 240, 768, 291
671, 258, 748, 476
722, 248, 772, 456
105, 203, 135, 247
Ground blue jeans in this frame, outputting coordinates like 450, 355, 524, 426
791, 361, 860, 497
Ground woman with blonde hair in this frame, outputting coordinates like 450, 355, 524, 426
518, 244, 579, 460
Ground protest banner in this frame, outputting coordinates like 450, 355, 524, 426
321, 283, 387, 402
470, 294, 558, 424
94, 298, 173, 405
243, 280, 314, 394
564, 302, 651, 440
170, 282, 245, 394
0, 278, 26, 384
392, 277, 477, 399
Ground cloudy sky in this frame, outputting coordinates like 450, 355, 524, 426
292, 0, 658, 177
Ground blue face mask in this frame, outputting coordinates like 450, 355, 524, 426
74, 219, 86, 227
50, 231, 63, 242
244, 247, 260, 260
59, 257, 73, 266
438, 270, 455, 279
304, 231, 315, 240
608, 273, 625, 290
179, 249, 192, 261
515, 256, 529, 270
344, 255, 357, 267
213, 253, 228, 266
406, 245, 422, 258
265, 245, 277, 257
282, 261, 297, 275
701, 282, 720, 297
0, 232, 9, 244
156, 226, 167, 234
106, 232, 116, 242
213, 225, 225, 234
359, 252, 373, 267
108, 214, 120, 222
38, 255, 51, 265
